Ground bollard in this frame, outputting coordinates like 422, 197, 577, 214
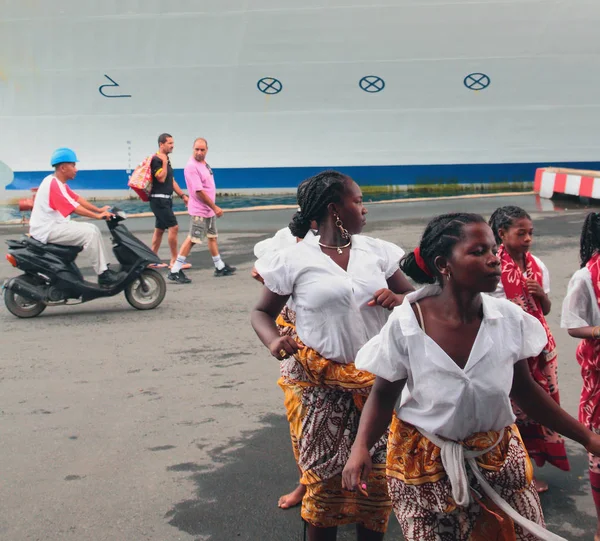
18, 199, 34, 212
18, 187, 38, 224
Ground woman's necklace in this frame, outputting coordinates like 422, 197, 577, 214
318, 240, 351, 254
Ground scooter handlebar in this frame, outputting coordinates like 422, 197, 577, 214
106, 207, 127, 222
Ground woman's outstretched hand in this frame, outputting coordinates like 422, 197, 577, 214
342, 445, 372, 496
268, 335, 300, 360
367, 289, 403, 310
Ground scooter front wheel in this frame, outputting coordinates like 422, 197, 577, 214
124, 268, 166, 310
4, 276, 47, 318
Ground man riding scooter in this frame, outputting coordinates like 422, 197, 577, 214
29, 148, 126, 286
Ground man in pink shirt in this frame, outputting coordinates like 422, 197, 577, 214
168, 138, 236, 283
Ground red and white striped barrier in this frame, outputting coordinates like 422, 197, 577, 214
534, 167, 600, 200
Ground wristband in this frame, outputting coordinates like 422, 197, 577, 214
593, 326, 600, 339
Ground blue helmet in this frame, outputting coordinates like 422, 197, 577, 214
50, 147, 79, 167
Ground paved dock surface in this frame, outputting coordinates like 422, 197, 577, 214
0, 194, 597, 540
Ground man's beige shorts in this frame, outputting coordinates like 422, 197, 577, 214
189, 215, 218, 244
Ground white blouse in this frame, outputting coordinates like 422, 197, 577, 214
561, 267, 600, 328
488, 254, 550, 300
253, 227, 297, 259
355, 286, 547, 440
254, 227, 299, 310
255, 231, 405, 364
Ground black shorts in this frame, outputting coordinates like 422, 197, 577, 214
149, 198, 178, 230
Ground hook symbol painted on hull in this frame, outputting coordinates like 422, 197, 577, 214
99, 74, 132, 98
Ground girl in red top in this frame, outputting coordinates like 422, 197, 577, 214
488, 206, 569, 493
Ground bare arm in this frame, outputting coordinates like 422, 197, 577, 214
387, 268, 415, 295
354, 377, 405, 449
539, 294, 551, 316
72, 206, 111, 220
511, 359, 592, 447
342, 377, 406, 491
526, 279, 551, 315
368, 268, 414, 309
568, 326, 599, 340
172, 180, 188, 200
196, 190, 223, 217
76, 196, 106, 213
250, 287, 298, 359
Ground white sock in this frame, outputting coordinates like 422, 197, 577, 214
171, 255, 186, 274
212, 255, 225, 270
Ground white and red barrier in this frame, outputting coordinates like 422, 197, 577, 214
535, 167, 600, 200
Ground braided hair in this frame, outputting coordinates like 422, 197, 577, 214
488, 206, 531, 245
289, 170, 350, 238
400, 213, 487, 284
580, 212, 600, 267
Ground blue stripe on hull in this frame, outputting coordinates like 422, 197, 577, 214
7, 161, 600, 191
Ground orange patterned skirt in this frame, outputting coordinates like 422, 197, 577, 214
276, 314, 392, 532
387, 415, 545, 541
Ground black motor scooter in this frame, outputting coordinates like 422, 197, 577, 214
3, 208, 167, 318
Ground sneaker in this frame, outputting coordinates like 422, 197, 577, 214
168, 270, 192, 284
98, 268, 127, 286
223, 263, 237, 272
168, 263, 192, 270
214, 266, 235, 277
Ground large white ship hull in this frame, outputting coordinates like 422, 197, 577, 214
2, 0, 600, 199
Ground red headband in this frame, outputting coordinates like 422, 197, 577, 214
414, 247, 433, 277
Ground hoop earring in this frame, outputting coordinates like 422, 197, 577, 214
334, 213, 350, 240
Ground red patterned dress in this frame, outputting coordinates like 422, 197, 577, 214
496, 246, 570, 472
562, 253, 600, 473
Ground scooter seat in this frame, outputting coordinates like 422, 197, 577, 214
26, 237, 84, 260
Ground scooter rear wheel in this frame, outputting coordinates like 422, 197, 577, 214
4, 276, 47, 318
124, 268, 166, 310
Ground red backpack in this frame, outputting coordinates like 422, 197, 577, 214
128, 155, 153, 201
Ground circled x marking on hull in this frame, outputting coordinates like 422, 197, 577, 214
464, 73, 490, 91
359, 76, 385, 93
257, 77, 283, 95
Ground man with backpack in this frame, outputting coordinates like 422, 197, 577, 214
149, 133, 189, 268
168, 138, 236, 283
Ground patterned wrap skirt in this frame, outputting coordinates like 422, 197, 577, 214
387, 415, 545, 541
276, 310, 392, 532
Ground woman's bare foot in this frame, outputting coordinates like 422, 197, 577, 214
533, 477, 549, 493
278, 484, 306, 509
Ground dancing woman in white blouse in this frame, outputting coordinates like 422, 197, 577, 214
342, 212, 600, 541
253, 227, 306, 510
561, 212, 600, 541
251, 171, 413, 541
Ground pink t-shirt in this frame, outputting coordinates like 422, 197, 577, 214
184, 158, 216, 218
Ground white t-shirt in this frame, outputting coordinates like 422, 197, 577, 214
29, 174, 80, 243
561, 267, 600, 328
254, 231, 405, 364
355, 285, 547, 440
488, 254, 550, 300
